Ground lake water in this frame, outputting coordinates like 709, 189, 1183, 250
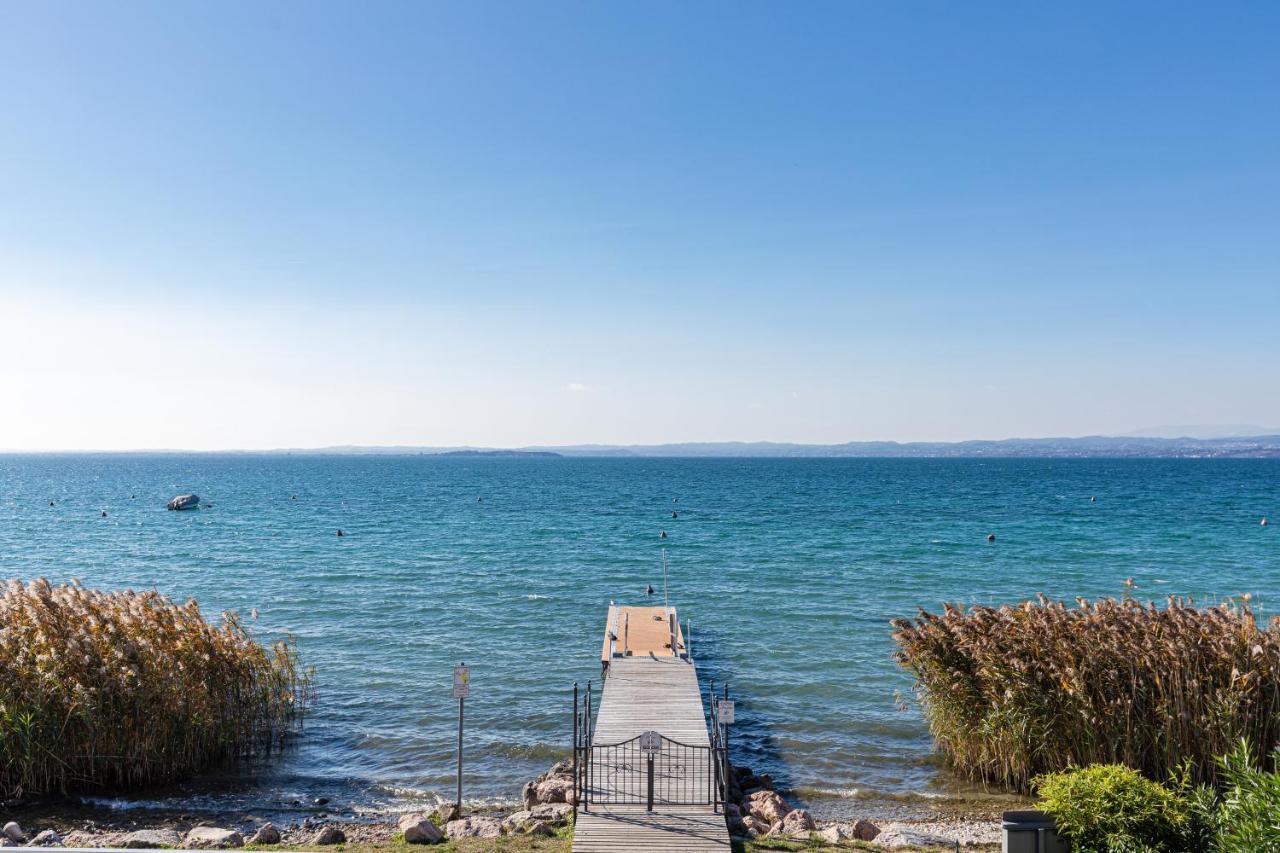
1, 455, 1276, 821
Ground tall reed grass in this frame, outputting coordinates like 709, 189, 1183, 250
892, 595, 1280, 792
0, 578, 309, 798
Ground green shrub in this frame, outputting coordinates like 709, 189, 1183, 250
891, 595, 1280, 791
1213, 740, 1280, 851
1035, 764, 1204, 852
0, 578, 309, 797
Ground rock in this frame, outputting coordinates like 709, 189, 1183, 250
767, 819, 783, 836
534, 777, 577, 805
311, 826, 346, 846
445, 817, 502, 839
1, 823, 23, 843
741, 815, 770, 837
724, 803, 741, 819
183, 827, 244, 849
853, 819, 881, 841
432, 803, 460, 825
781, 809, 815, 836
528, 803, 573, 823
521, 780, 539, 809
398, 815, 442, 844
545, 759, 574, 779
874, 827, 951, 848
500, 811, 534, 833
525, 820, 554, 837
167, 494, 200, 511
29, 829, 61, 847
743, 789, 790, 824
0, 839, 15, 848
313, 797, 330, 806
247, 823, 281, 845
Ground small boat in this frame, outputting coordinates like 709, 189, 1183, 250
167, 494, 201, 511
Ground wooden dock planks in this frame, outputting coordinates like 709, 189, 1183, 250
573, 654, 730, 852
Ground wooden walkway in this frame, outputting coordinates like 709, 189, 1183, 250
573, 610, 730, 852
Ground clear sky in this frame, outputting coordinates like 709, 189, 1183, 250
2, 2, 1278, 450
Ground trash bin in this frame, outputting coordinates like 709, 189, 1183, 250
1002, 810, 1069, 853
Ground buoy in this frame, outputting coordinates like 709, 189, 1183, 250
101, 510, 107, 517
659, 530, 667, 539
1091, 496, 1096, 503
49, 500, 54, 506
336, 529, 345, 537
477, 496, 483, 503
645, 584, 654, 595
987, 533, 996, 542
1263, 518, 1270, 527
671, 511, 678, 519
291, 495, 297, 500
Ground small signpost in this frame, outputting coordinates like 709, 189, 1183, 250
453, 664, 470, 811
717, 699, 735, 725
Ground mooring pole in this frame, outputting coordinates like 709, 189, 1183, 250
455, 664, 466, 813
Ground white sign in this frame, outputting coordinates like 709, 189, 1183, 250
639, 730, 661, 754
452, 665, 471, 699
717, 700, 735, 724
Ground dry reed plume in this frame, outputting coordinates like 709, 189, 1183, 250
0, 578, 309, 798
892, 594, 1280, 792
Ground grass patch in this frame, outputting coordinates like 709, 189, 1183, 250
0, 578, 309, 797
893, 595, 1280, 792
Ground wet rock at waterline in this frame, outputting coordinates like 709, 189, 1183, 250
311, 826, 346, 846
123, 829, 183, 849
29, 829, 62, 847
1, 823, 23, 844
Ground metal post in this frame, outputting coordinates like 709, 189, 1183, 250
572, 682, 579, 816
456, 690, 465, 812
646, 754, 655, 812
623, 612, 629, 655
662, 547, 669, 612
686, 620, 692, 660
668, 611, 676, 657
721, 683, 731, 807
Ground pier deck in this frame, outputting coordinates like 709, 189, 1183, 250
573, 609, 729, 852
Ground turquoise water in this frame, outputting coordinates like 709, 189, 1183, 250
1, 455, 1277, 820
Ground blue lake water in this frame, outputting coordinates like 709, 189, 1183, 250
1, 455, 1276, 820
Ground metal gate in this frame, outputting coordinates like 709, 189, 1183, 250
572, 681, 730, 812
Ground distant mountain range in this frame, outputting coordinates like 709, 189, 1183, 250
292, 434, 1280, 459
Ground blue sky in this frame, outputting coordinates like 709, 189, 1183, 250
2, 2, 1278, 449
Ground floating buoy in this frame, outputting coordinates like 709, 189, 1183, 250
659, 530, 667, 539
987, 533, 996, 542
477, 496, 483, 503
291, 495, 297, 500
336, 529, 345, 537
671, 511, 678, 519
49, 500, 54, 506
1091, 496, 1096, 503
645, 584, 654, 595
101, 510, 107, 517
1263, 518, 1270, 527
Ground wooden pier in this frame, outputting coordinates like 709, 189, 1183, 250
572, 605, 730, 852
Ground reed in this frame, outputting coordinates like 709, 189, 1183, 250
892, 595, 1280, 792
0, 578, 309, 798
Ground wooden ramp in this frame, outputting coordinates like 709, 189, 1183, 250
573, 652, 730, 852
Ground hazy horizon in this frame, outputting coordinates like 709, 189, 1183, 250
3, 3, 1278, 451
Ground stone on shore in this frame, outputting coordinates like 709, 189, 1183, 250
29, 829, 62, 847
445, 816, 503, 839
183, 827, 244, 849
123, 829, 184, 849
247, 824, 281, 845
781, 808, 815, 836
739, 814, 769, 837
311, 826, 346, 845
815, 819, 881, 843
1, 823, 23, 844
432, 803, 460, 825
874, 826, 954, 848
398, 815, 442, 845
0, 839, 15, 848
743, 789, 790, 824
534, 777, 576, 805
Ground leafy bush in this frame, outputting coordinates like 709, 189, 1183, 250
1213, 740, 1280, 851
0, 578, 309, 797
891, 595, 1280, 791
1034, 764, 1205, 852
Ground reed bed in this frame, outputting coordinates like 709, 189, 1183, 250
892, 595, 1280, 792
0, 578, 309, 798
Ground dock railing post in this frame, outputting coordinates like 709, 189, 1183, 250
646, 753, 655, 812
623, 612, 629, 656
686, 620, 692, 660
668, 611, 676, 658
572, 682, 579, 817
721, 683, 731, 808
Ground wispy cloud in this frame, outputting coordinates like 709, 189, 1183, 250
566, 382, 589, 393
